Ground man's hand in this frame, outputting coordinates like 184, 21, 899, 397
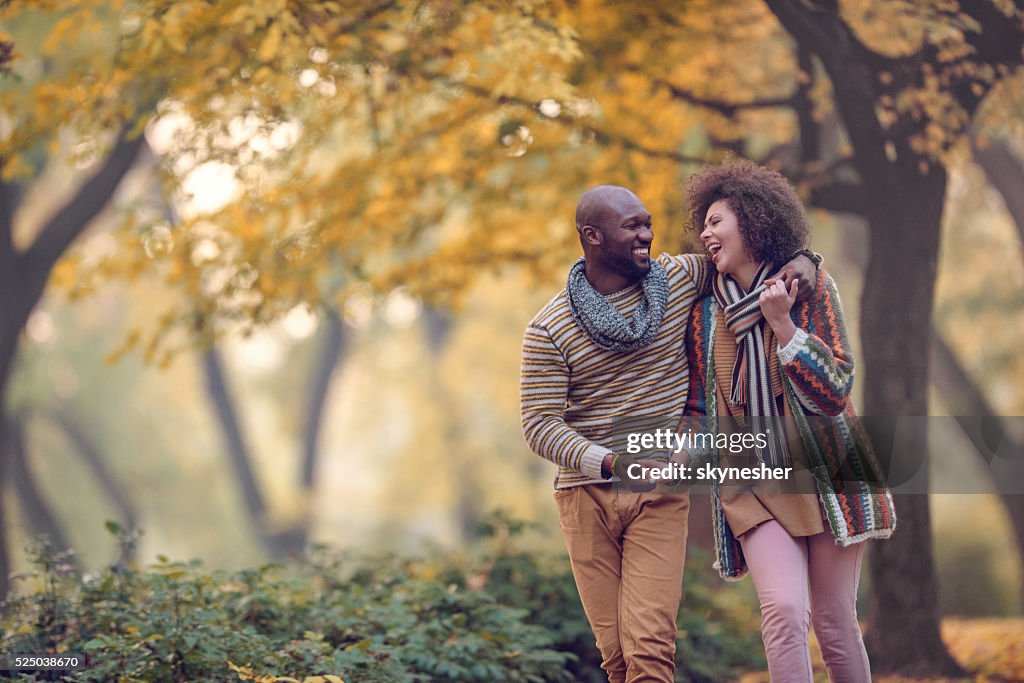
759, 278, 799, 347
669, 449, 691, 468
766, 253, 818, 300
609, 455, 666, 491
655, 449, 692, 492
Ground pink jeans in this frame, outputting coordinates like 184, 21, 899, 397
738, 520, 871, 683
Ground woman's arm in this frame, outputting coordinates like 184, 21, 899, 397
772, 270, 855, 416
683, 298, 711, 419
673, 297, 714, 469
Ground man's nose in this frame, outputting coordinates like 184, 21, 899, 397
640, 225, 654, 241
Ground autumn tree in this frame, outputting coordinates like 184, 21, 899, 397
758, 2, 1022, 673
3, 3, 1023, 676
0, 0, 583, 598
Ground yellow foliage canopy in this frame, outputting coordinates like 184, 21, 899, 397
1, 0, 1020, 360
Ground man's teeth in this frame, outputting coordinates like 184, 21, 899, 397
633, 248, 649, 255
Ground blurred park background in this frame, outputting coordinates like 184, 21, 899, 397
1, 0, 1023, 680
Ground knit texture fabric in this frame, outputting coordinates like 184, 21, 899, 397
685, 269, 897, 579
522, 253, 709, 488
712, 263, 790, 467
565, 257, 669, 353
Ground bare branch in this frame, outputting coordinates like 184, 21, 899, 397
949, 2, 1024, 115
585, 126, 707, 165
764, 0, 896, 186
807, 178, 865, 216
971, 132, 1024, 249
0, 177, 20, 252
21, 131, 147, 315
449, 79, 710, 165
649, 76, 795, 114
794, 48, 820, 163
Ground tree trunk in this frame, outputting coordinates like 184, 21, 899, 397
49, 410, 140, 563
301, 309, 346, 491
201, 349, 270, 539
290, 308, 348, 550
0, 133, 145, 599
202, 347, 310, 558
860, 164, 965, 675
865, 495, 954, 673
0, 414, 10, 600
6, 415, 79, 569
761, 0, 967, 671
931, 333, 1024, 611
422, 307, 483, 542
1, 182, 21, 601
967, 137, 1024, 608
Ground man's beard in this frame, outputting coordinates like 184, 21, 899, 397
602, 245, 650, 280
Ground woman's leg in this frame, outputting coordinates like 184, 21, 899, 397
738, 520, 814, 683
807, 533, 870, 683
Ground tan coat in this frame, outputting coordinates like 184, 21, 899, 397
712, 311, 825, 538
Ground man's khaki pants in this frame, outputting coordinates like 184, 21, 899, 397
555, 483, 689, 683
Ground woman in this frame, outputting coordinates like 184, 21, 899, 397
681, 159, 896, 682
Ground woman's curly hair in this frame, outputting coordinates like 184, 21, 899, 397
684, 159, 809, 268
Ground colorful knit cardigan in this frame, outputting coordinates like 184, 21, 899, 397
684, 269, 897, 580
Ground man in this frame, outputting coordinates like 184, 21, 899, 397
520, 185, 816, 682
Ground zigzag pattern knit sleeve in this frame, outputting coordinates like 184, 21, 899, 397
777, 271, 855, 416
520, 323, 611, 480
684, 298, 710, 419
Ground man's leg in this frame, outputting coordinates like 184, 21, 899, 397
555, 484, 629, 682
617, 491, 690, 683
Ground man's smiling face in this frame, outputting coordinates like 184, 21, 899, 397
592, 192, 654, 281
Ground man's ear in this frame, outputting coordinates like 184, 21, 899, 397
580, 225, 603, 246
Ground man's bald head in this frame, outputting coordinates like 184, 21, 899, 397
573, 185, 653, 290
575, 185, 643, 234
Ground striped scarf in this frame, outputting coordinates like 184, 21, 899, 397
712, 263, 790, 467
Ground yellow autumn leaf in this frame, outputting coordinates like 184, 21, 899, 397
258, 23, 283, 62
221, 5, 253, 27
163, 23, 189, 54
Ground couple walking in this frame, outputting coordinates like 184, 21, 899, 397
520, 159, 896, 682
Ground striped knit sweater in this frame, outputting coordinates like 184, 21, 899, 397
684, 269, 897, 579
521, 253, 710, 489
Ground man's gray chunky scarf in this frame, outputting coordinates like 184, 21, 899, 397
565, 257, 669, 353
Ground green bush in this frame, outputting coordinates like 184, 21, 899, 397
1, 514, 763, 682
